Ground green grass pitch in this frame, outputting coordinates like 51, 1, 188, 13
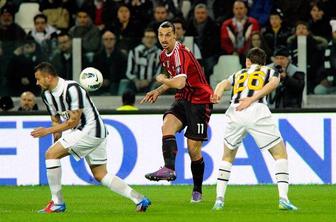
0, 185, 335, 222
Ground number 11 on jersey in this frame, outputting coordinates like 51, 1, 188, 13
197, 123, 204, 134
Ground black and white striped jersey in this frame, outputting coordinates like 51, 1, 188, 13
228, 64, 279, 104
41, 78, 108, 138
126, 44, 161, 81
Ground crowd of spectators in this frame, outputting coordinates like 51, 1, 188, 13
0, 0, 336, 105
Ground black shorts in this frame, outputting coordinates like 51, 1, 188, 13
163, 100, 213, 141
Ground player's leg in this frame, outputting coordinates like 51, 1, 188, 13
89, 164, 151, 211
248, 104, 297, 210
39, 141, 69, 213
268, 142, 297, 210
145, 109, 183, 181
185, 103, 212, 203
161, 114, 183, 171
187, 139, 204, 203
213, 106, 244, 210
213, 145, 238, 210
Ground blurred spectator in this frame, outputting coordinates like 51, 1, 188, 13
172, 17, 202, 62
6, 36, 42, 96
0, 4, 26, 57
28, 14, 59, 60
116, 90, 139, 111
315, 0, 336, 20
92, 29, 127, 95
220, 0, 260, 63
91, 0, 106, 30
287, 21, 328, 94
0, 96, 14, 111
50, 32, 88, 80
262, 8, 292, 55
268, 46, 305, 108
248, 0, 273, 27
77, 0, 121, 31
147, 4, 169, 35
68, 7, 101, 62
126, 0, 153, 30
314, 20, 336, 94
187, 0, 235, 24
108, 4, 142, 56
18, 91, 39, 111
186, 3, 220, 81
0, 41, 7, 96
307, 2, 331, 40
272, 0, 310, 27
125, 28, 161, 93
40, 0, 74, 31
249, 31, 272, 63
152, 0, 181, 19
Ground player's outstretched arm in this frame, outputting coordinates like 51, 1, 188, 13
211, 79, 231, 103
140, 81, 170, 104
156, 74, 186, 89
31, 109, 82, 138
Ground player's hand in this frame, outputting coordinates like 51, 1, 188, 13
140, 90, 160, 104
155, 74, 167, 83
236, 97, 253, 111
31, 127, 50, 138
210, 94, 221, 104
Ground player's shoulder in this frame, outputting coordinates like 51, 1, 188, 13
236, 68, 248, 74
66, 80, 81, 87
260, 65, 273, 71
159, 49, 166, 59
177, 42, 191, 53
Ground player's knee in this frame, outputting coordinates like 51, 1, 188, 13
45, 149, 57, 159
161, 125, 175, 135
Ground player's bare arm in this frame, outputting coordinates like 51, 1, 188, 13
51, 115, 62, 142
31, 109, 83, 138
236, 76, 280, 111
156, 74, 186, 89
140, 83, 169, 104
211, 79, 231, 103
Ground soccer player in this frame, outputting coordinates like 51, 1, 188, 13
141, 21, 213, 203
210, 48, 298, 210
31, 62, 150, 213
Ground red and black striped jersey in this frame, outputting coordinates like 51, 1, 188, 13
160, 42, 213, 104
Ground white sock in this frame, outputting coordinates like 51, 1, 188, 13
216, 160, 232, 202
46, 159, 63, 204
101, 174, 143, 204
275, 159, 289, 201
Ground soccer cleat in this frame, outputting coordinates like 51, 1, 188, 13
190, 191, 202, 203
144, 167, 176, 181
212, 200, 224, 210
279, 198, 298, 211
38, 200, 66, 213
136, 197, 151, 212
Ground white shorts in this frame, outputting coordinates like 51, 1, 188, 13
224, 103, 282, 150
58, 129, 107, 165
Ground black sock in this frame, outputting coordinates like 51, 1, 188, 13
162, 135, 177, 171
191, 157, 204, 193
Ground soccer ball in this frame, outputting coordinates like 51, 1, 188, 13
79, 67, 103, 91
